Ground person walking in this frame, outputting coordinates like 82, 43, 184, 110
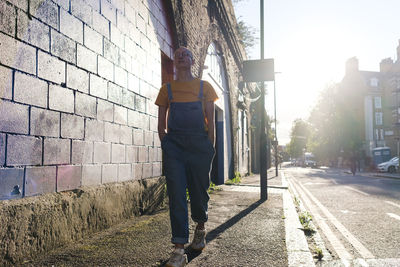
155, 47, 218, 267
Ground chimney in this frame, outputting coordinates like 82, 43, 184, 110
345, 57, 359, 75
380, 57, 393, 73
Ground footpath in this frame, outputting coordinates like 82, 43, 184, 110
25, 169, 313, 267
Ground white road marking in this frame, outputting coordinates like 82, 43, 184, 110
387, 213, 400, 221
303, 182, 331, 185
385, 200, 400, 209
344, 186, 369, 196
331, 180, 338, 185
340, 210, 350, 214
355, 258, 369, 267
293, 177, 375, 259
287, 177, 353, 260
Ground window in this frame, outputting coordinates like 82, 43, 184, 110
375, 129, 379, 140
370, 77, 379, 87
375, 112, 383, 125
374, 97, 382, 109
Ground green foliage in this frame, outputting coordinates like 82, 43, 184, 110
299, 211, 315, 235
225, 171, 242, 185
313, 246, 324, 261
208, 182, 222, 194
236, 18, 258, 54
287, 119, 311, 159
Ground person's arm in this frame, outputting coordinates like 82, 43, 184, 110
158, 106, 168, 141
204, 101, 215, 146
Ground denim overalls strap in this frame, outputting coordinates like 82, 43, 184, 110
166, 80, 206, 135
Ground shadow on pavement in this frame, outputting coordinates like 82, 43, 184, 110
184, 199, 264, 263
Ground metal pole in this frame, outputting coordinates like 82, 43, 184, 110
260, 0, 268, 200
274, 78, 278, 176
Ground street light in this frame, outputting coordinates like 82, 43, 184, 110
274, 72, 281, 176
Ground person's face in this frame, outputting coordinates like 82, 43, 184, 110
174, 48, 194, 69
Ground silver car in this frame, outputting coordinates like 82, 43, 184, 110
377, 157, 399, 173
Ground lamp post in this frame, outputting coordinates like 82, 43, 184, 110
274, 72, 281, 176
259, 0, 267, 200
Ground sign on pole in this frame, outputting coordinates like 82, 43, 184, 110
242, 59, 275, 82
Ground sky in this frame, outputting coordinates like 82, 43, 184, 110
233, 0, 400, 145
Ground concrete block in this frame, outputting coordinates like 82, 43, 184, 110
60, 9, 83, 44
0, 1, 16, 36
0, 168, 24, 200
148, 146, 155, 162
100, 0, 116, 25
77, 44, 97, 73
153, 162, 161, 177
148, 101, 158, 117
89, 74, 108, 99
144, 130, 153, 146
114, 65, 127, 88
118, 49, 131, 72
14, 71, 47, 108
117, 12, 130, 35
93, 141, 110, 163
30, 107, 60, 137
127, 109, 139, 127
57, 165, 82, 192
97, 99, 113, 122
0, 32, 36, 75
113, 0, 124, 13
52, 0, 69, 10
84, 25, 103, 55
43, 138, 70, 165
153, 132, 160, 147
92, 11, 109, 38
85, 0, 100, 12
138, 146, 147, 162
7, 134, 42, 166
114, 105, 127, 125
120, 125, 132, 145
104, 122, 120, 143
133, 163, 142, 179
72, 140, 93, 164
133, 129, 144, 146
98, 56, 114, 82
81, 164, 101, 186
127, 73, 140, 94
121, 89, 135, 108
0, 134, 5, 166
103, 38, 118, 65
136, 11, 146, 34
111, 143, 125, 163
85, 119, 104, 141
110, 24, 124, 49
135, 95, 146, 112
0, 100, 29, 134
0, 65, 12, 100
149, 116, 157, 132
118, 164, 131, 182
125, 36, 136, 57
38, 51, 65, 84
71, 0, 93, 25
67, 64, 89, 93
30, 0, 58, 29
142, 163, 152, 178
125, 145, 137, 163
125, 3, 135, 24
49, 84, 74, 113
61, 113, 84, 139
8, 0, 28, 11
25, 166, 56, 197
102, 164, 118, 184
75, 92, 97, 118
50, 29, 76, 64
108, 82, 122, 104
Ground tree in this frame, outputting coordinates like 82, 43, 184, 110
287, 119, 311, 159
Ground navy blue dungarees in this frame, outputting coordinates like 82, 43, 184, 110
161, 80, 215, 244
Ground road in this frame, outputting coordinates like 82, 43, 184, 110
284, 166, 400, 266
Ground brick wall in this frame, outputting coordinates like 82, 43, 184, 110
0, 0, 173, 199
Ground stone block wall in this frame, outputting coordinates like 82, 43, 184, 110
0, 0, 173, 200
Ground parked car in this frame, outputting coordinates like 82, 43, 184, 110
377, 157, 399, 173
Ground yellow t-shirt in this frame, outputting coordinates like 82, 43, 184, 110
155, 78, 218, 107
155, 78, 218, 131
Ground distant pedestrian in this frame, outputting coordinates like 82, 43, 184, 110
350, 153, 356, 176
155, 47, 217, 267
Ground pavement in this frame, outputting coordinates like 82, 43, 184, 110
24, 169, 314, 267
